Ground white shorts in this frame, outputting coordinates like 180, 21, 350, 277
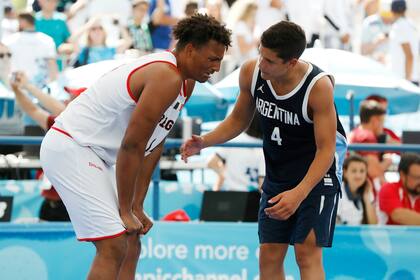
40, 127, 126, 241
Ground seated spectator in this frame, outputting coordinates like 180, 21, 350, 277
365, 94, 401, 144
1, 4, 19, 41
207, 114, 264, 192
349, 99, 392, 188
337, 154, 377, 225
9, 71, 84, 221
69, 17, 132, 67
379, 153, 420, 225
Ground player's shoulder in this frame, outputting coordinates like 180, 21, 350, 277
239, 58, 258, 89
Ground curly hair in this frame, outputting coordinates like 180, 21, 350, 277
173, 14, 231, 50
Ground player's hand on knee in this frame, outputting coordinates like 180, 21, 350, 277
133, 208, 153, 235
121, 212, 143, 234
264, 189, 305, 220
180, 135, 204, 163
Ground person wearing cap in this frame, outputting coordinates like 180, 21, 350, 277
388, 0, 419, 85
361, 0, 393, 64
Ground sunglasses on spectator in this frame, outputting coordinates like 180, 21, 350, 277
0, 53, 12, 59
90, 26, 104, 31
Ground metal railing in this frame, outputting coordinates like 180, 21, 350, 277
2, 136, 420, 219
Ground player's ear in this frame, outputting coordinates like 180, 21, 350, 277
288, 58, 298, 67
185, 43, 195, 57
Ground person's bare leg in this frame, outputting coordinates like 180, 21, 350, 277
118, 233, 141, 280
294, 230, 324, 280
87, 234, 128, 280
259, 243, 288, 280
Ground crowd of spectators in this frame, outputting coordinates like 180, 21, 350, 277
0, 0, 419, 224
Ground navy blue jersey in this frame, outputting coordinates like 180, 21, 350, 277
251, 62, 347, 195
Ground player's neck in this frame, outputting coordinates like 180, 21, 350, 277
172, 49, 188, 81
271, 60, 308, 87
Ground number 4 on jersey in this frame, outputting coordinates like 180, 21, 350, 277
271, 127, 282, 145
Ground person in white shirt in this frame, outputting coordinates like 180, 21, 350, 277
388, 0, 419, 84
207, 114, 265, 191
40, 14, 231, 280
2, 12, 57, 88
360, 2, 393, 64
337, 154, 378, 225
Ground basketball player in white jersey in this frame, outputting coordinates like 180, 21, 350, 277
40, 14, 231, 280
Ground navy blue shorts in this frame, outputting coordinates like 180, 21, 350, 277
258, 191, 340, 247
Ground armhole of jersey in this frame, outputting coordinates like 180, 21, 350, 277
125, 60, 179, 103
250, 62, 260, 97
302, 72, 334, 124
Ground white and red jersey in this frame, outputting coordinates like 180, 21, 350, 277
54, 51, 187, 165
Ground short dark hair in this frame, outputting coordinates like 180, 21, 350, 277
260, 21, 306, 61
173, 14, 231, 50
398, 153, 420, 174
359, 100, 386, 124
391, 0, 406, 13
18, 12, 35, 26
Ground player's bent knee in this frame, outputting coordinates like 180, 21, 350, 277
94, 235, 128, 261
295, 250, 322, 269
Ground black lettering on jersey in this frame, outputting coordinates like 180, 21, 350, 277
173, 102, 180, 110
159, 114, 175, 131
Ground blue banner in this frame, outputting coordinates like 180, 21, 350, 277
0, 223, 419, 280
0, 180, 204, 222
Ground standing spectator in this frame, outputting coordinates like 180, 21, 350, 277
337, 155, 377, 225
284, 0, 324, 47
207, 114, 265, 192
322, 0, 353, 50
388, 0, 419, 85
149, 0, 178, 51
227, 0, 259, 69
127, 0, 153, 55
360, 1, 393, 64
254, 0, 286, 38
35, 0, 71, 69
1, 4, 19, 41
3, 12, 58, 88
379, 153, 420, 225
349, 100, 392, 188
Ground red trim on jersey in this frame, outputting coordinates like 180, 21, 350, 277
51, 126, 73, 138
125, 60, 180, 103
78, 229, 127, 242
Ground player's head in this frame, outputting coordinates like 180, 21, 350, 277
173, 14, 231, 82
398, 153, 420, 196
258, 21, 306, 80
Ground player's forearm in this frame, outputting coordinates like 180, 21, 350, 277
295, 146, 335, 197
116, 143, 146, 214
25, 83, 66, 115
391, 208, 420, 225
202, 113, 251, 148
133, 143, 163, 210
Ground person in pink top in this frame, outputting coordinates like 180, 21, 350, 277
379, 153, 420, 225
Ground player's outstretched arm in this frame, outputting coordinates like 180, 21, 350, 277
181, 60, 257, 162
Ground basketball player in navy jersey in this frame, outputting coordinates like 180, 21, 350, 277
181, 21, 347, 280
